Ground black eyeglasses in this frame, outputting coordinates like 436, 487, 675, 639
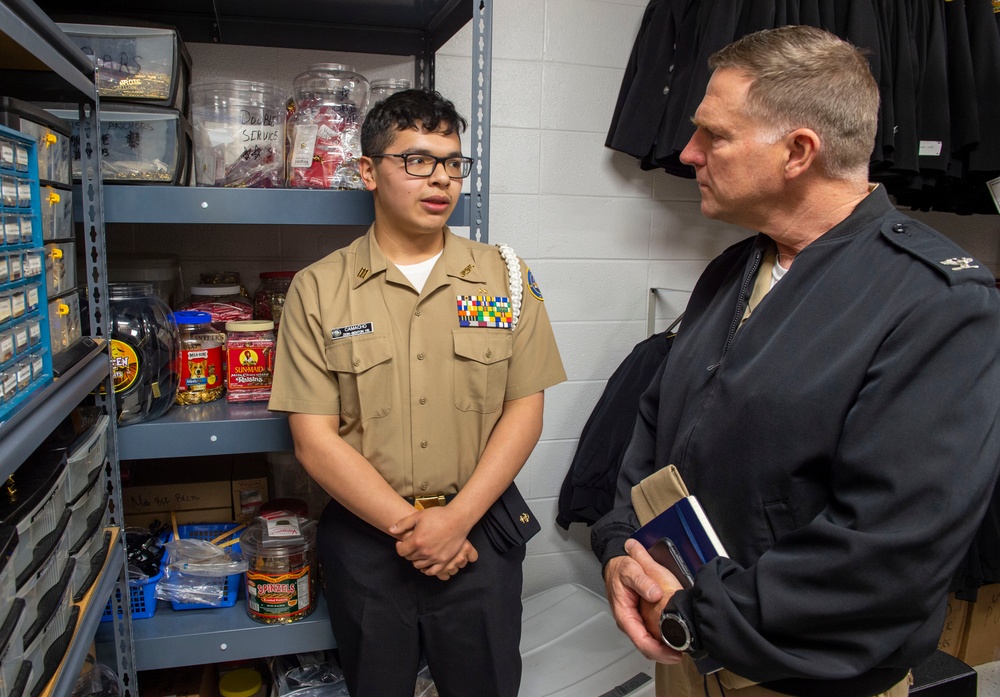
371, 153, 474, 179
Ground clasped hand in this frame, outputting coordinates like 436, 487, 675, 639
604, 539, 687, 663
390, 505, 478, 581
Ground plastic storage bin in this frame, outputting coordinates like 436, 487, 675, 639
0, 599, 26, 697
0, 452, 67, 583
520, 584, 655, 697
171, 523, 243, 610
15, 509, 70, 644
108, 254, 183, 309
44, 104, 191, 184
0, 98, 71, 186
70, 521, 110, 601
21, 560, 77, 697
47, 289, 81, 355
57, 22, 192, 110
66, 471, 106, 551
44, 241, 75, 297
64, 414, 109, 501
101, 532, 169, 622
40, 186, 72, 241
0, 525, 16, 630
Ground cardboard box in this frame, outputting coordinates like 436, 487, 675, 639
958, 583, 1000, 666
232, 458, 268, 522
139, 664, 216, 697
124, 507, 233, 529
122, 457, 233, 516
937, 593, 971, 658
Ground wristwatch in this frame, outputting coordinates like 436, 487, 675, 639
659, 609, 693, 652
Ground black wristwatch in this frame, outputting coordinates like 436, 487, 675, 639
659, 609, 693, 652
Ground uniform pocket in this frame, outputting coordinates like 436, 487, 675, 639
324, 335, 393, 421
453, 329, 513, 413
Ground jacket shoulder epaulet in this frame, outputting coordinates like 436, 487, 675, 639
879, 214, 995, 287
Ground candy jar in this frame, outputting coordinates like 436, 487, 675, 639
286, 64, 369, 190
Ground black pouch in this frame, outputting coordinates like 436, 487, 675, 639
482, 483, 541, 554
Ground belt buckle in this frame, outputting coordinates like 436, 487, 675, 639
413, 494, 447, 510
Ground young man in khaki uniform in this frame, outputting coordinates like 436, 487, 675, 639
269, 90, 565, 697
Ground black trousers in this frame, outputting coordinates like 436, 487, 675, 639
318, 498, 525, 697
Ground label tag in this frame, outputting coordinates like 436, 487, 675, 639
331, 322, 373, 339
918, 140, 943, 157
291, 124, 319, 168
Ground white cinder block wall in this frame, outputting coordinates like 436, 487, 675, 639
108, 0, 1000, 598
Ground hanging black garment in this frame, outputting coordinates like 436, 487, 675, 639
556, 329, 676, 529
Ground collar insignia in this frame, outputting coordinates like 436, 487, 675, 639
357, 267, 370, 279
940, 257, 979, 271
459, 264, 475, 277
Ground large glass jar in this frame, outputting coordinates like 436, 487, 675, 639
286, 63, 369, 190
109, 282, 178, 425
179, 284, 253, 332
172, 310, 225, 405
367, 78, 411, 111
190, 80, 287, 188
251, 271, 296, 328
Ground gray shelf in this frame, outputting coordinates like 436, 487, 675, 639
97, 595, 335, 671
117, 399, 292, 460
85, 186, 470, 227
0, 340, 108, 480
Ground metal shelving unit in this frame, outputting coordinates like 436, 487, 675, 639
19, 0, 493, 680
1, 3, 134, 696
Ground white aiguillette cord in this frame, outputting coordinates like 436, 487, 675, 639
497, 244, 523, 331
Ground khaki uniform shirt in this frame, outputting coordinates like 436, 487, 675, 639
269, 226, 566, 498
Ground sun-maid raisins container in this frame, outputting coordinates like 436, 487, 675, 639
224, 320, 274, 403
241, 516, 317, 624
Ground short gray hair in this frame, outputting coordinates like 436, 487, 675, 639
709, 25, 879, 180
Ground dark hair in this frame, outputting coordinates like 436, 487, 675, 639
361, 89, 468, 156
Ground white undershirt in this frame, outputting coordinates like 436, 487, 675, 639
395, 251, 443, 293
771, 258, 789, 287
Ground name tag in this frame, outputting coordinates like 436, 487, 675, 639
331, 322, 374, 339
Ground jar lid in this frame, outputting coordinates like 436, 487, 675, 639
171, 310, 212, 326
371, 78, 412, 89
226, 320, 274, 332
191, 284, 241, 296
218, 668, 262, 697
109, 282, 155, 299
259, 271, 297, 280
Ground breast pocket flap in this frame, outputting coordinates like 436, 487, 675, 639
452, 330, 513, 365
325, 335, 393, 374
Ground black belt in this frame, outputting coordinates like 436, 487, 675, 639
404, 493, 457, 510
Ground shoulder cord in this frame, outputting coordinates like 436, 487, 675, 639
496, 243, 522, 331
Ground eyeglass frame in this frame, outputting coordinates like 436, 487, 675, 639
369, 152, 475, 179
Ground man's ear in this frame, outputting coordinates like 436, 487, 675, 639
784, 128, 821, 179
359, 156, 377, 191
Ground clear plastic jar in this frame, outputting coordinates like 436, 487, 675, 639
242, 516, 318, 624
367, 78, 411, 110
252, 271, 296, 327
179, 284, 253, 332
199, 271, 249, 298
109, 282, 178, 425
286, 63, 369, 190
225, 320, 275, 403
172, 310, 225, 405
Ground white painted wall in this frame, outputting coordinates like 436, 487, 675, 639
109, 0, 1000, 598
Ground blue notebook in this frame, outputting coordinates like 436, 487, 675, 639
630, 494, 728, 586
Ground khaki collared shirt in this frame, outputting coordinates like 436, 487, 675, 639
269, 226, 566, 498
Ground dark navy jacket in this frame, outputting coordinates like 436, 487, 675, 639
592, 186, 1000, 694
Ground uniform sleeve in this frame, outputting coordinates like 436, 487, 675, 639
680, 280, 1000, 681
268, 270, 341, 415
503, 260, 567, 400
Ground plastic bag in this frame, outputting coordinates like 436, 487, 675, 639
73, 657, 123, 697
272, 653, 348, 697
164, 538, 247, 576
